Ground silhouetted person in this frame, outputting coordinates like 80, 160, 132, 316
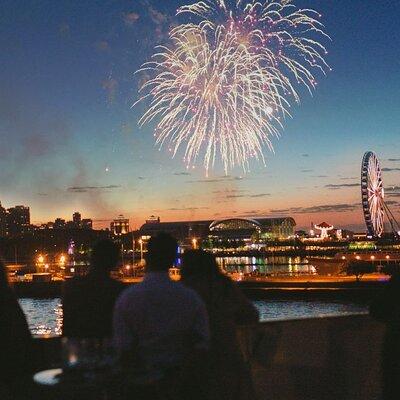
0, 261, 35, 399
63, 239, 124, 338
113, 233, 209, 399
181, 250, 259, 400
370, 272, 400, 400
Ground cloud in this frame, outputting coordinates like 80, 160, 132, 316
325, 183, 359, 189
382, 168, 400, 172
123, 12, 140, 25
270, 203, 359, 215
227, 193, 270, 199
340, 177, 358, 180
187, 175, 243, 183
166, 206, 210, 211
68, 185, 121, 193
386, 186, 400, 192
250, 193, 270, 198
388, 159, 400, 162
95, 41, 111, 52
24, 134, 53, 157
302, 154, 309, 157
148, 6, 168, 25
213, 189, 247, 195
301, 169, 313, 173
311, 175, 329, 178
101, 78, 118, 104
238, 210, 261, 217
386, 186, 400, 198
173, 172, 191, 176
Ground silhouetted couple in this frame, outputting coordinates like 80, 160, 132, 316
63, 234, 259, 399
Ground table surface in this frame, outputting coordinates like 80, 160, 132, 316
34, 368, 63, 386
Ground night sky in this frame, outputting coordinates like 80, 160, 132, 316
1, 0, 400, 230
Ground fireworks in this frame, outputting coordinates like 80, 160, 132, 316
135, 0, 330, 173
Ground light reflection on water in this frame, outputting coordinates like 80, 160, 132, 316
19, 298, 63, 336
19, 298, 368, 336
255, 300, 368, 322
216, 256, 315, 275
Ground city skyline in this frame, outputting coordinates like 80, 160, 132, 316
1, 0, 400, 230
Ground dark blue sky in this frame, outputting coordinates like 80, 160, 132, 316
1, 0, 399, 230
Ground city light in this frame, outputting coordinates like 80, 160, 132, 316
37, 255, 44, 264
59, 255, 66, 264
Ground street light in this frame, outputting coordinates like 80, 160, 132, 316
37, 255, 45, 264
132, 234, 135, 265
59, 255, 66, 264
139, 239, 144, 263
192, 238, 198, 249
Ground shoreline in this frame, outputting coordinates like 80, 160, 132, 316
12, 274, 389, 300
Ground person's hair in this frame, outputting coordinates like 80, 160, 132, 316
146, 233, 178, 272
181, 249, 221, 280
90, 239, 120, 274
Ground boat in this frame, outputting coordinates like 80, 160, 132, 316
308, 250, 400, 275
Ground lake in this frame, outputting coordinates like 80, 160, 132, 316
19, 298, 367, 336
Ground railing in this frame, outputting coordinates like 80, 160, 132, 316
34, 314, 385, 400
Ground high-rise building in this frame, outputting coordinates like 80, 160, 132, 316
54, 218, 66, 229
82, 219, 93, 229
73, 212, 82, 228
0, 202, 7, 237
110, 215, 130, 236
7, 205, 30, 236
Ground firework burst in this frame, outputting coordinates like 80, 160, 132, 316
135, 0, 330, 173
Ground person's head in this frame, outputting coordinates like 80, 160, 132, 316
90, 239, 120, 274
181, 250, 220, 281
146, 233, 178, 272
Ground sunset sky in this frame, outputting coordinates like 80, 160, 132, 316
1, 0, 400, 231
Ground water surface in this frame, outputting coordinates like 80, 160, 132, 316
19, 298, 367, 336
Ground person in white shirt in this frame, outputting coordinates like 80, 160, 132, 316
113, 232, 210, 399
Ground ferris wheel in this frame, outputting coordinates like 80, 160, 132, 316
361, 151, 385, 238
361, 151, 400, 238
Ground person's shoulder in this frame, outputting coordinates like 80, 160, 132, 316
115, 283, 143, 304
174, 282, 205, 305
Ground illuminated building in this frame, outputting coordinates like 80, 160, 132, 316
7, 205, 30, 236
209, 218, 296, 241
111, 215, 130, 236
54, 218, 66, 229
82, 219, 93, 229
315, 222, 334, 240
0, 202, 7, 237
139, 217, 296, 245
146, 215, 161, 224
73, 212, 82, 227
